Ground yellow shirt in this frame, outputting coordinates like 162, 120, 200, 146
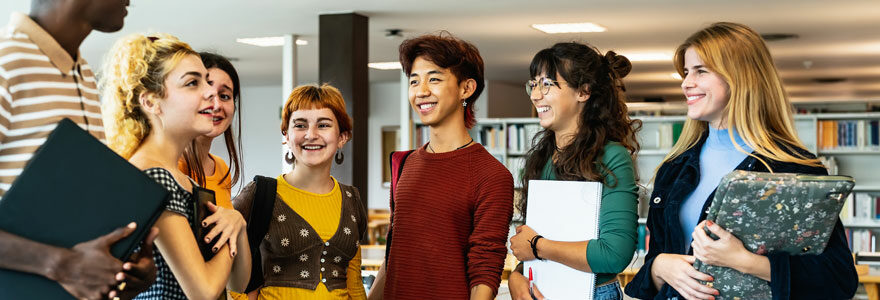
177, 153, 233, 209
255, 175, 366, 300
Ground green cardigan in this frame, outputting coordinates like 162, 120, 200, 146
539, 142, 639, 284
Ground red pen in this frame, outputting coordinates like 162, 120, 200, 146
528, 267, 534, 287
528, 267, 536, 299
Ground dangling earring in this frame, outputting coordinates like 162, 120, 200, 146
335, 151, 344, 165
286, 150, 294, 161
462, 101, 467, 107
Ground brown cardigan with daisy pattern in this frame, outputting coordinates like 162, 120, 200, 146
233, 180, 367, 291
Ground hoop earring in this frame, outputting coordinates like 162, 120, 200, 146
335, 151, 344, 165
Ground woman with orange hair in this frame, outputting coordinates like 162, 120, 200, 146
233, 84, 367, 300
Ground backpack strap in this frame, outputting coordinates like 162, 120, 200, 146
244, 175, 277, 293
385, 150, 414, 261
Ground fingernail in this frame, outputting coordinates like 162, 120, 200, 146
231, 251, 236, 257
202, 222, 207, 227
116, 272, 124, 280
128, 222, 136, 228
707, 220, 714, 226
123, 262, 132, 270
205, 237, 211, 243
213, 247, 218, 252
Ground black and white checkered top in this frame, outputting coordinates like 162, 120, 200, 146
134, 168, 193, 300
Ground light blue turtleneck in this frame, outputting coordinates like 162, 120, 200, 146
680, 126, 754, 250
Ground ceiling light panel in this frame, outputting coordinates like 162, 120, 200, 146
531, 22, 607, 34
368, 62, 402, 70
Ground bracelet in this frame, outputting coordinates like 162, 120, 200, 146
530, 235, 545, 261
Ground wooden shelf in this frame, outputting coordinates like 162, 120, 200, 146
854, 185, 880, 192
844, 220, 880, 228
818, 149, 880, 155
639, 149, 671, 156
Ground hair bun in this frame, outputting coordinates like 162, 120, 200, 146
604, 51, 632, 79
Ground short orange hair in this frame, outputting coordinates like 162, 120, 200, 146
280, 84, 353, 139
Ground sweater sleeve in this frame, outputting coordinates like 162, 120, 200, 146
467, 164, 514, 295
586, 144, 640, 274
346, 247, 367, 299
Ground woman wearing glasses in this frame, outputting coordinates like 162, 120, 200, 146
507, 42, 641, 300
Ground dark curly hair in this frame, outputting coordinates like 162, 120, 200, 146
518, 42, 641, 218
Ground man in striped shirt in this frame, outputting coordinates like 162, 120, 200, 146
0, 0, 157, 299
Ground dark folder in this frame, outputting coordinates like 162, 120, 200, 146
0, 118, 169, 299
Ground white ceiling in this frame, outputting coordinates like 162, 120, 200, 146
2, 0, 879, 103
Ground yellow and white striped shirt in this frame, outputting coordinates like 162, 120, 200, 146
0, 13, 105, 198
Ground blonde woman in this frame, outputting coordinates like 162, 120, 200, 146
101, 33, 251, 299
623, 22, 858, 300
233, 84, 367, 300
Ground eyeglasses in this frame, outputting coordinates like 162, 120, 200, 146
525, 77, 561, 96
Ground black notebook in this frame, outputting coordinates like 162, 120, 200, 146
0, 118, 169, 299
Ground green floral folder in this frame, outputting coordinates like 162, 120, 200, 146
693, 170, 854, 299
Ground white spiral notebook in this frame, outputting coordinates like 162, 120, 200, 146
524, 180, 602, 300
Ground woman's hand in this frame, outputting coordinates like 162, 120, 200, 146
202, 202, 247, 257
691, 220, 749, 269
509, 269, 546, 300
509, 225, 539, 261
652, 253, 718, 300
508, 270, 531, 300
692, 220, 770, 280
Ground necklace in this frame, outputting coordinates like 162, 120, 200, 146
427, 138, 474, 153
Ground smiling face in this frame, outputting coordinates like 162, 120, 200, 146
408, 56, 469, 128
530, 72, 587, 137
285, 108, 348, 168
156, 54, 215, 139
203, 67, 235, 138
681, 47, 730, 128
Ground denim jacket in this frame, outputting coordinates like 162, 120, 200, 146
624, 133, 858, 300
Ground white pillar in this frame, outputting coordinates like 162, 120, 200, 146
399, 71, 410, 150
281, 34, 298, 173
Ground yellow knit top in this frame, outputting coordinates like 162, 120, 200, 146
253, 175, 366, 300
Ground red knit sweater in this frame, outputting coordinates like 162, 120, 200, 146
385, 144, 513, 299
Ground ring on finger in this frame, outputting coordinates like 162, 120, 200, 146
117, 281, 126, 291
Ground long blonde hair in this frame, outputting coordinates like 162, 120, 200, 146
660, 22, 821, 173
100, 33, 198, 159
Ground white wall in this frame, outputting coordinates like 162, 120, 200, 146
367, 82, 402, 209
210, 85, 283, 193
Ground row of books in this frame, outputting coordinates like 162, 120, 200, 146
476, 126, 505, 153
847, 229, 878, 252
817, 120, 880, 150
839, 192, 880, 224
505, 157, 526, 188
506, 124, 543, 154
413, 125, 430, 147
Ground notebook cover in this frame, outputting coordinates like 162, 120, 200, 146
694, 170, 854, 299
0, 118, 169, 299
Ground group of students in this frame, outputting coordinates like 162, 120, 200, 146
0, 1, 861, 300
